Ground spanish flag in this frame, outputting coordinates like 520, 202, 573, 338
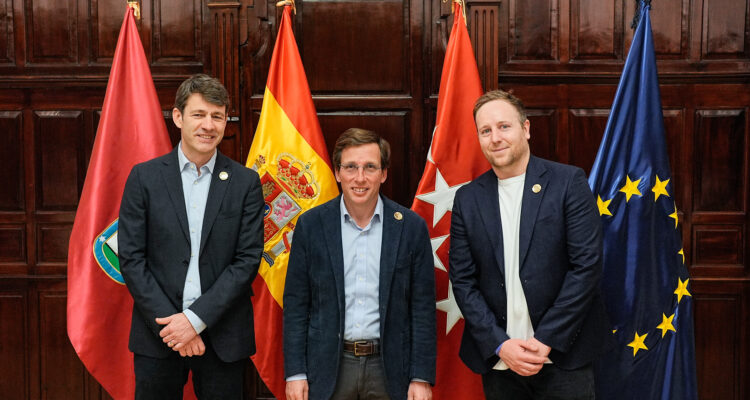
246, 4, 338, 398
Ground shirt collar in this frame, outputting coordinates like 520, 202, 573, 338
341, 195, 383, 228
177, 141, 217, 174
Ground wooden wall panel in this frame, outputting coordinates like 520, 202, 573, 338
567, 108, 609, 174
0, 0, 14, 64
0, 292, 27, 400
693, 225, 744, 266
90, 0, 129, 63
25, 0, 78, 64
0, 111, 23, 211
527, 109, 558, 162
508, 0, 556, 61
38, 291, 85, 399
33, 111, 85, 211
693, 109, 745, 212
570, 0, 623, 60
154, 0, 202, 62
470, 4, 499, 90
0, 225, 25, 263
701, 0, 749, 59
650, 0, 688, 57
301, 0, 407, 93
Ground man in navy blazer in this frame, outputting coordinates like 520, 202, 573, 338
119, 74, 264, 399
449, 90, 611, 400
283, 128, 436, 400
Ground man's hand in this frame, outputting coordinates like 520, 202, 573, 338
285, 379, 308, 400
156, 313, 197, 350
407, 381, 432, 400
498, 338, 546, 376
525, 337, 551, 361
177, 335, 206, 357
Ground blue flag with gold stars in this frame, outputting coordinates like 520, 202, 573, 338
588, 1, 698, 399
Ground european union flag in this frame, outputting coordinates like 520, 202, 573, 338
588, 1, 698, 399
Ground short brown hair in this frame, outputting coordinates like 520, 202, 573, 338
332, 128, 391, 170
174, 74, 230, 114
473, 90, 527, 125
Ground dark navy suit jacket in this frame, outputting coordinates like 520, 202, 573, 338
283, 195, 436, 400
118, 147, 264, 362
449, 155, 612, 374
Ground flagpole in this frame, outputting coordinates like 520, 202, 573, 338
275, 0, 296, 14
126, 1, 140, 19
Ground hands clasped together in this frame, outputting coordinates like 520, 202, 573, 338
498, 337, 551, 376
156, 313, 205, 357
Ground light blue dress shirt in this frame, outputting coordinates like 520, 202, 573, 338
177, 143, 216, 334
340, 195, 383, 341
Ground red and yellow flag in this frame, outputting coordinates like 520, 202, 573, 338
411, 2, 486, 399
246, 5, 338, 398
66, 6, 173, 399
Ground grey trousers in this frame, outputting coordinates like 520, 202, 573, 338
330, 352, 391, 400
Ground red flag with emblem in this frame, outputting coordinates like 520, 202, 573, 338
66, 6, 177, 399
411, 2, 486, 399
245, 5, 338, 399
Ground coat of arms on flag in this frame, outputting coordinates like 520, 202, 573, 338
92, 219, 124, 284
250, 153, 321, 267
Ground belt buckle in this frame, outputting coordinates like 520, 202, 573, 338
353, 340, 369, 357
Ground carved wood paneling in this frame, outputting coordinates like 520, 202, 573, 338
470, 3, 499, 90
0, 292, 27, 400
527, 109, 558, 162
693, 225, 744, 267
693, 109, 745, 212
0, 225, 25, 263
570, 0, 623, 60
649, 0, 688, 58
0, 111, 23, 211
33, 110, 84, 211
25, 0, 78, 64
300, 0, 408, 93
208, 1, 239, 115
0, 0, 14, 64
508, 0, 556, 61
567, 108, 609, 174
90, 0, 130, 63
701, 0, 749, 59
38, 291, 85, 399
36, 223, 71, 265
154, 0, 202, 62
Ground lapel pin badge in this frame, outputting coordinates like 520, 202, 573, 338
219, 171, 229, 181
532, 184, 542, 193
394, 211, 403, 221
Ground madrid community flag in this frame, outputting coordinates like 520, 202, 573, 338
67, 5, 172, 400
588, 1, 698, 398
411, 1, 486, 398
246, 4, 338, 398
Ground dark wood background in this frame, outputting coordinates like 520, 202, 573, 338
0, 0, 748, 398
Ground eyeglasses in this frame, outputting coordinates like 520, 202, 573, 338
339, 163, 382, 175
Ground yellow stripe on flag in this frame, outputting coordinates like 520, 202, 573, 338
247, 87, 337, 306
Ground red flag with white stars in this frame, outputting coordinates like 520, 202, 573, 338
411, 2, 487, 399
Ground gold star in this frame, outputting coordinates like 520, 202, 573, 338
652, 175, 670, 201
656, 313, 676, 337
612, 329, 617, 334
678, 248, 685, 264
627, 331, 648, 356
619, 175, 642, 202
674, 278, 691, 303
668, 202, 679, 228
597, 195, 613, 216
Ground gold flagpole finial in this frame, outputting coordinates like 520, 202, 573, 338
127, 1, 141, 20
275, 0, 297, 15
442, 0, 467, 25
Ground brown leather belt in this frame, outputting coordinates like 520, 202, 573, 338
343, 340, 380, 356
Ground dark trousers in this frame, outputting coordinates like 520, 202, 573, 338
329, 353, 390, 400
134, 338, 246, 400
482, 364, 595, 400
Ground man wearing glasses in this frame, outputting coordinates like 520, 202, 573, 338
283, 128, 436, 400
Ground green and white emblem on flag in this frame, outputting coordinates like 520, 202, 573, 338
92, 219, 124, 284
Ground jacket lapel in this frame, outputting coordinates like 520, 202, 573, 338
200, 153, 230, 255
476, 170, 505, 278
161, 148, 190, 242
378, 196, 403, 327
519, 156, 549, 269
321, 196, 346, 320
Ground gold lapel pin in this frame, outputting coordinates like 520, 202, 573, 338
394, 211, 403, 221
219, 171, 229, 181
532, 184, 542, 193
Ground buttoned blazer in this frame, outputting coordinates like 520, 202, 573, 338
449, 155, 612, 374
283, 195, 436, 400
118, 147, 264, 362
